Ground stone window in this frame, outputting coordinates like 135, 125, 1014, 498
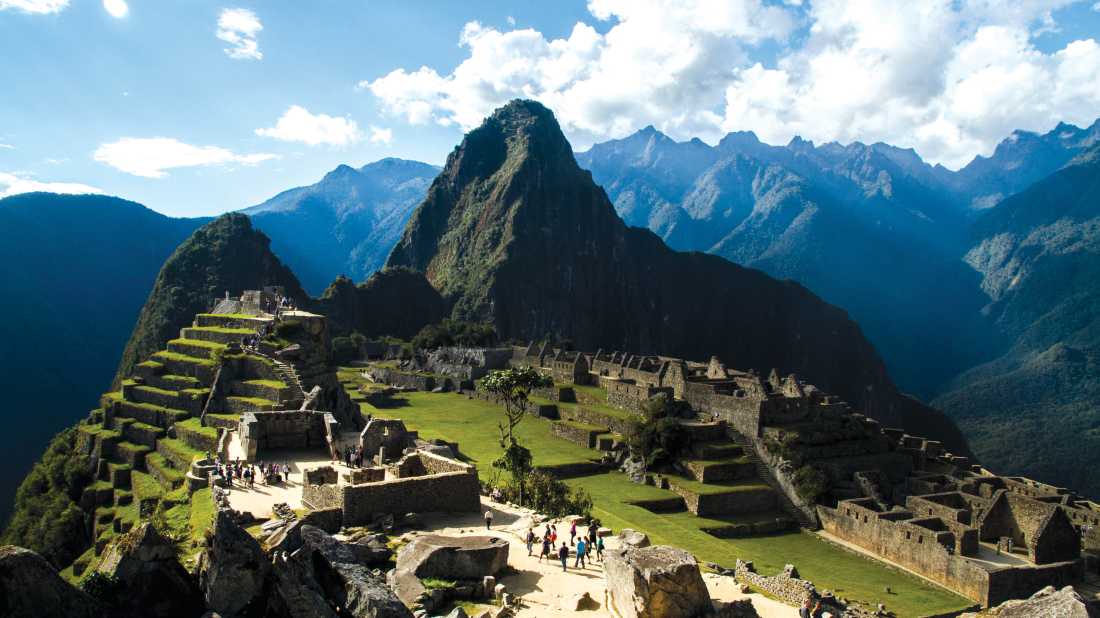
863, 515, 868, 523
917, 536, 923, 544
906, 531, 911, 540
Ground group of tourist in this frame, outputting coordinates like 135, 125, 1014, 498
216, 457, 292, 489
333, 444, 367, 468
800, 598, 830, 618
525, 521, 605, 572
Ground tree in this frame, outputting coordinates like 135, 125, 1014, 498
480, 366, 552, 505
626, 393, 691, 471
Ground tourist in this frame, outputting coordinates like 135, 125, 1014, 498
539, 536, 551, 562
550, 525, 557, 545
595, 536, 604, 562
799, 599, 812, 618
558, 542, 569, 572
574, 538, 587, 569
526, 528, 535, 556
333, 446, 341, 465
570, 520, 577, 545
484, 509, 493, 530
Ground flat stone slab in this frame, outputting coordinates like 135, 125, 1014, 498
395, 534, 509, 580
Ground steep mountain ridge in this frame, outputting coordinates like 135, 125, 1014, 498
387, 99, 969, 453
0, 193, 204, 524
112, 213, 308, 384
935, 145, 1100, 495
244, 158, 440, 294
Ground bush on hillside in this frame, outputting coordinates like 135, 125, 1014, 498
411, 319, 497, 350
495, 470, 592, 519
792, 465, 829, 502
1, 427, 92, 567
626, 393, 692, 470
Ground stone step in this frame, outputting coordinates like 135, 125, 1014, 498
122, 421, 165, 449
229, 378, 288, 402
691, 441, 744, 460
167, 338, 226, 360
144, 373, 203, 392
682, 458, 755, 483
145, 452, 184, 490
668, 479, 778, 517
112, 400, 191, 429
181, 325, 257, 345
677, 421, 727, 442
113, 441, 151, 469
152, 351, 217, 382
194, 313, 272, 329
224, 395, 279, 414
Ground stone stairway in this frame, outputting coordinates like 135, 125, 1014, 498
730, 432, 817, 528
271, 358, 306, 406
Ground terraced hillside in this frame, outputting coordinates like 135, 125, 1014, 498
65, 312, 302, 577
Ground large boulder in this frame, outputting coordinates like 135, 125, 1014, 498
603, 545, 710, 618
96, 523, 202, 618
962, 585, 1097, 618
198, 509, 270, 616
299, 524, 412, 618
618, 528, 650, 548
0, 545, 102, 618
395, 534, 509, 579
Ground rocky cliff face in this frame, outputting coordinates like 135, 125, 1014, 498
387, 99, 970, 454
113, 213, 308, 384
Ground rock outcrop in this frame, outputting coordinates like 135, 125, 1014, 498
617, 529, 650, 549
198, 510, 270, 617
395, 534, 509, 580
297, 525, 412, 618
0, 545, 101, 618
603, 545, 711, 618
96, 523, 203, 618
962, 585, 1097, 617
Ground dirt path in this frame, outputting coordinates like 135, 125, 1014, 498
415, 498, 798, 618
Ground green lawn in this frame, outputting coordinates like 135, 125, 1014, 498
363, 392, 599, 479
568, 472, 971, 617
349, 387, 972, 617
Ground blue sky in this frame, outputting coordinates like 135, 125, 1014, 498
2, 0, 1099, 217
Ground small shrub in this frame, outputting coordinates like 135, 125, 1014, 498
792, 465, 829, 502
496, 470, 592, 519
80, 571, 123, 605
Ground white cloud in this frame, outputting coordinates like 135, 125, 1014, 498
102, 0, 126, 18
0, 172, 103, 198
506, 15, 516, 26
255, 105, 362, 146
1094, 1, 1100, 11
0, 0, 68, 14
363, 0, 1100, 167
368, 126, 393, 146
217, 8, 262, 60
93, 137, 277, 178
0, 143, 14, 150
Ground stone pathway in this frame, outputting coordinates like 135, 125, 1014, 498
414, 498, 798, 618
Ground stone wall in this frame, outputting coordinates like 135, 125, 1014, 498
238, 410, 332, 461
732, 561, 816, 607
551, 421, 603, 448
601, 378, 673, 414
558, 405, 634, 436
819, 500, 994, 604
682, 381, 763, 438
302, 451, 481, 524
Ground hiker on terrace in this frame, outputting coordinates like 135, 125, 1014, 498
799, 599, 812, 618
558, 542, 569, 572
595, 536, 605, 562
484, 509, 493, 530
526, 528, 536, 556
574, 538, 587, 569
570, 520, 577, 545
539, 536, 551, 562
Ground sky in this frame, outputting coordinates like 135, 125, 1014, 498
1, 0, 1099, 218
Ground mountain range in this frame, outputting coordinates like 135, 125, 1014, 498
244, 158, 440, 295
3, 106, 1100, 526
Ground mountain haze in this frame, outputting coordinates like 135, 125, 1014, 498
577, 127, 994, 397
0, 193, 204, 523
935, 145, 1100, 496
387, 99, 969, 453
245, 158, 440, 294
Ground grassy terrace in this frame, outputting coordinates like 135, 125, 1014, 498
342, 369, 971, 617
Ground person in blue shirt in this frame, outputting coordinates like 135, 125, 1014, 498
574, 538, 587, 568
